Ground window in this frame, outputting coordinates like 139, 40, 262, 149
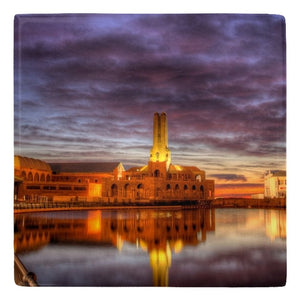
137, 183, 144, 189
27, 185, 40, 190
59, 186, 72, 190
34, 173, 39, 182
74, 186, 86, 191
111, 184, 118, 197
43, 186, 56, 190
28, 172, 33, 181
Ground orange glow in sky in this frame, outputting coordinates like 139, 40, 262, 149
214, 183, 264, 198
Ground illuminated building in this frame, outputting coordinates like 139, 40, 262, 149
14, 112, 214, 204
14, 155, 52, 201
14, 156, 123, 202
101, 112, 214, 204
264, 170, 286, 199
150, 112, 171, 170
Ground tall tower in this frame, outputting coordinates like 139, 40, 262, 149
149, 112, 171, 170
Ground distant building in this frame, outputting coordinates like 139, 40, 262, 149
264, 170, 286, 199
14, 112, 214, 204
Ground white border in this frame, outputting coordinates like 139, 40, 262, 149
2, 1, 299, 299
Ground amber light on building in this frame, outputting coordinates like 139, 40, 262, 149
14, 112, 214, 204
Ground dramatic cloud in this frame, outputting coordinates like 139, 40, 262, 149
211, 174, 247, 182
14, 14, 286, 193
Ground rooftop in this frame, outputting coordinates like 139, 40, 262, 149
49, 162, 123, 174
14, 155, 52, 172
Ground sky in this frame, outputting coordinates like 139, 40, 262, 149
14, 14, 286, 197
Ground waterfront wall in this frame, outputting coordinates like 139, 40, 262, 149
212, 197, 286, 208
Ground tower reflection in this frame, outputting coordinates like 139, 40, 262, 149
14, 208, 215, 286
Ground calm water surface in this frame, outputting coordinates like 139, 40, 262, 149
14, 208, 286, 287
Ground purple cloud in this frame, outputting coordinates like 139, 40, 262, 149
211, 174, 247, 182
14, 14, 286, 183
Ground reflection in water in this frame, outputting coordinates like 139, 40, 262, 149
14, 208, 286, 286
264, 209, 286, 240
15, 208, 214, 286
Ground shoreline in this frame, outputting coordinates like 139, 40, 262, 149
212, 197, 286, 209
13, 197, 286, 214
13, 204, 185, 214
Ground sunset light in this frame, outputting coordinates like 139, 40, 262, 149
14, 14, 286, 197
13, 13, 287, 289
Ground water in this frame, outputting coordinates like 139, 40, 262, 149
14, 208, 286, 287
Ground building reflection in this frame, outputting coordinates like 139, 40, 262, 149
264, 209, 286, 240
241, 209, 286, 240
14, 208, 215, 286
14, 208, 286, 286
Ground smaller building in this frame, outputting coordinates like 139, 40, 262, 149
14, 155, 123, 202
264, 170, 286, 199
14, 155, 52, 201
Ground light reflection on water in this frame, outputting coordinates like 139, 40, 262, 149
14, 208, 286, 287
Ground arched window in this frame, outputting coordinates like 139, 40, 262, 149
21, 171, 26, 179
184, 184, 188, 190
137, 184, 144, 199
40, 173, 45, 182
166, 184, 171, 190
175, 184, 179, 190
192, 185, 196, 191
154, 169, 160, 177
124, 183, 130, 197
28, 172, 33, 181
200, 185, 204, 199
46, 174, 51, 182
34, 173, 39, 181
111, 184, 118, 197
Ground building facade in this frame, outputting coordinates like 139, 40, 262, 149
14, 112, 214, 204
14, 156, 122, 202
264, 170, 286, 199
101, 112, 214, 204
